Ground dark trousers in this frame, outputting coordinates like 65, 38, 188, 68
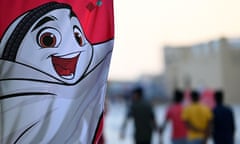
135, 140, 151, 144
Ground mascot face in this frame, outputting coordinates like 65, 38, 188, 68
16, 8, 93, 83
0, 2, 114, 143
0, 0, 113, 144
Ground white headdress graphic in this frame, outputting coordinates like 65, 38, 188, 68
0, 2, 113, 143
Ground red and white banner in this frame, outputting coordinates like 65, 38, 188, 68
0, 0, 114, 143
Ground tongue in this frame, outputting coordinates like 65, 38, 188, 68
52, 55, 79, 76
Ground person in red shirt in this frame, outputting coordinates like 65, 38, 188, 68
159, 89, 187, 144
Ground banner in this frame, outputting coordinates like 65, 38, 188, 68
0, 0, 114, 143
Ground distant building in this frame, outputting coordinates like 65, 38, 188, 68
136, 74, 168, 100
106, 80, 135, 102
164, 38, 240, 104
107, 75, 168, 103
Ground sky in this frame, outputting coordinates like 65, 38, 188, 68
108, 0, 240, 81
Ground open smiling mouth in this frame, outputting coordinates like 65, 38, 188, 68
52, 53, 80, 79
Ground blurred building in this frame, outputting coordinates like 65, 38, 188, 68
136, 74, 168, 101
164, 38, 240, 104
107, 80, 135, 102
107, 75, 168, 103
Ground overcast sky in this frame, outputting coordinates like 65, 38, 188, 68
108, 0, 240, 81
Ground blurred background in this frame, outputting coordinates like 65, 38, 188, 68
104, 0, 240, 143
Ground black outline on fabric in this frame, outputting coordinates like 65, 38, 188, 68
92, 112, 104, 144
0, 0, 114, 85
2, 2, 71, 61
0, 92, 56, 100
91, 38, 114, 45
32, 16, 57, 31
14, 121, 39, 144
73, 25, 84, 46
0, 1, 114, 143
0, 48, 112, 86
69, 10, 77, 19
36, 27, 62, 48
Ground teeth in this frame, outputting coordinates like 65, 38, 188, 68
60, 52, 80, 58
61, 73, 74, 79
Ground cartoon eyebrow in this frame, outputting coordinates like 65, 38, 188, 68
32, 16, 57, 31
69, 11, 83, 34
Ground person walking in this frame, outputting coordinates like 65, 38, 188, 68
212, 90, 235, 144
182, 91, 212, 144
159, 89, 187, 144
120, 87, 157, 144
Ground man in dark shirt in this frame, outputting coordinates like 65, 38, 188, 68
212, 90, 235, 144
120, 87, 157, 144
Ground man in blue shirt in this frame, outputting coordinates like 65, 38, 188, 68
212, 90, 235, 144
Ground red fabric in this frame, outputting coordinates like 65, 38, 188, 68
166, 104, 187, 139
0, 0, 112, 143
201, 89, 215, 109
94, 115, 104, 144
0, 0, 114, 43
98, 135, 105, 144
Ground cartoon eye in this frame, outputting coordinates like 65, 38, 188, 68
73, 26, 84, 47
37, 28, 61, 48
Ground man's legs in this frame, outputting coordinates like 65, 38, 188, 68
187, 139, 203, 144
135, 139, 151, 144
172, 138, 187, 144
